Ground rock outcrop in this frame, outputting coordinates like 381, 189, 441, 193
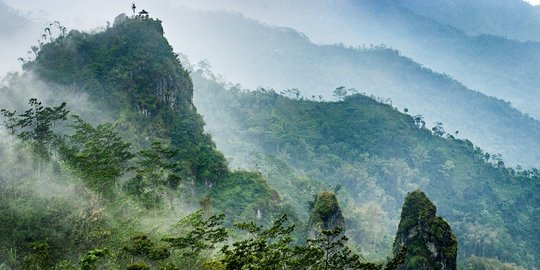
307, 191, 346, 238
393, 190, 457, 270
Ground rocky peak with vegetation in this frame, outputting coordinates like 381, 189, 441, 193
26, 15, 228, 187
307, 191, 346, 238
393, 190, 457, 270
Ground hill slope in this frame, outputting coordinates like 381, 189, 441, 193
0, 16, 293, 267
0, 14, 462, 270
192, 70, 540, 268
166, 9, 540, 168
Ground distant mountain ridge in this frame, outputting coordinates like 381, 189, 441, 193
164, 8, 540, 168
168, 0, 540, 121
400, 0, 540, 42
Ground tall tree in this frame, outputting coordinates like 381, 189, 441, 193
63, 116, 133, 196
1, 98, 68, 159
126, 141, 182, 208
163, 210, 228, 269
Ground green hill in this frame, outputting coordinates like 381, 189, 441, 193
27, 15, 294, 220
0, 16, 294, 268
192, 68, 540, 268
163, 8, 540, 168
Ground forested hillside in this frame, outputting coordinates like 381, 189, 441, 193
0, 16, 292, 268
165, 8, 540, 168
192, 68, 540, 268
0, 15, 444, 269
0, 2, 537, 268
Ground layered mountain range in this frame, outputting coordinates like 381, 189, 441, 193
0, 0, 538, 269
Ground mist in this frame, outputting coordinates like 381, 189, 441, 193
0, 1, 41, 76
0, 72, 112, 127
0, 73, 197, 268
188, 67, 540, 265
164, 0, 540, 121
155, 7, 540, 168
2, 0, 539, 164
0, 125, 197, 267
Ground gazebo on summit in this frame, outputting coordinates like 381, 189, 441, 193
138, 9, 149, 20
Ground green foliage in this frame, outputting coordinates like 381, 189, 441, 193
80, 249, 108, 270
221, 214, 397, 270
63, 116, 134, 196
384, 247, 406, 270
193, 72, 540, 267
23, 242, 52, 270
308, 191, 345, 232
294, 228, 368, 270
1, 98, 68, 159
209, 170, 287, 225
333, 86, 349, 101
397, 190, 437, 232
221, 214, 294, 269
126, 262, 151, 270
466, 256, 526, 270
123, 235, 170, 261
163, 211, 228, 256
125, 141, 182, 208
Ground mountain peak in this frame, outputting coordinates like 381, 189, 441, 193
31, 15, 191, 116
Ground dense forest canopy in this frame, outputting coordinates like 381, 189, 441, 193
192, 65, 540, 268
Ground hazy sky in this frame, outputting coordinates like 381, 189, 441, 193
4, 0, 540, 32
2, 0, 539, 76
4, 0, 157, 29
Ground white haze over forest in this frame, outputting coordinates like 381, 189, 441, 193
1, 0, 540, 168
